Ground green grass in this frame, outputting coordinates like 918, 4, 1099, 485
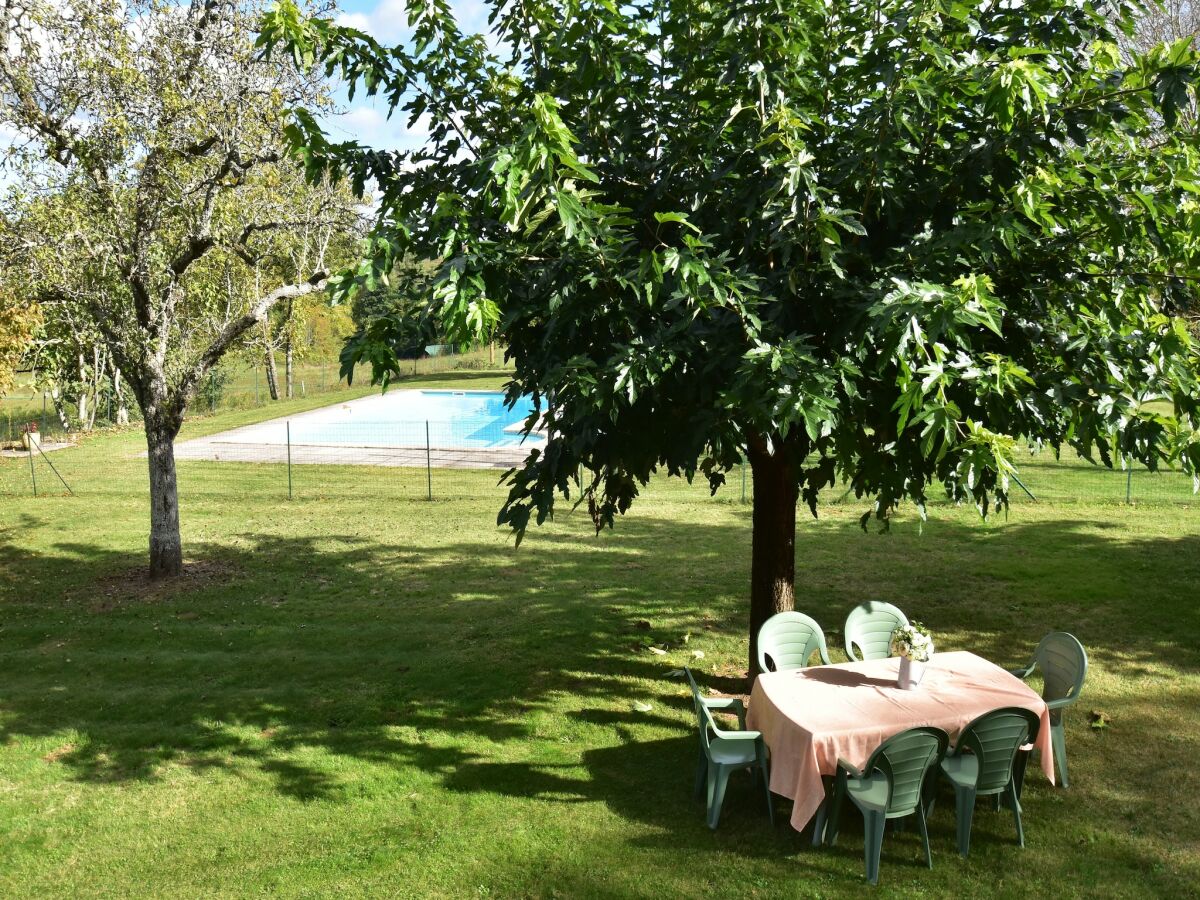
1, 374, 1198, 897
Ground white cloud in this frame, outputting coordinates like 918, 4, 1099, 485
335, 0, 490, 45
326, 103, 432, 153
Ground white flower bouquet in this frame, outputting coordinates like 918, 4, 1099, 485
890, 622, 935, 663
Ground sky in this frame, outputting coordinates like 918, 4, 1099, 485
324, 0, 491, 153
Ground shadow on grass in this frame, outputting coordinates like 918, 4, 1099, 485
0, 511, 1198, 871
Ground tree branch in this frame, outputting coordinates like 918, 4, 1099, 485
177, 271, 329, 403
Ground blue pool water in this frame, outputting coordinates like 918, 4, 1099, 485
286, 390, 542, 449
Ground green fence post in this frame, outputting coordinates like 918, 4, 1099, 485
426, 420, 433, 500
27, 442, 37, 497
287, 420, 293, 500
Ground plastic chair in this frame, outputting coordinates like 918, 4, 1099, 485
843, 602, 909, 662
757, 611, 832, 674
824, 726, 949, 885
1010, 632, 1087, 787
934, 707, 1040, 857
683, 668, 774, 829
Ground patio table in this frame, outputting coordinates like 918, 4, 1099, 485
746, 650, 1055, 833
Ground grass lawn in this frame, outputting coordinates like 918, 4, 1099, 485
1, 372, 1198, 897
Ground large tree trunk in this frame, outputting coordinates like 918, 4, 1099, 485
145, 411, 183, 578
747, 440, 799, 677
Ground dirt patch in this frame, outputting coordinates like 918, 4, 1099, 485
43, 743, 75, 763
80, 558, 241, 612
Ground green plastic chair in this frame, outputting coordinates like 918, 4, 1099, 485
843, 602, 909, 662
934, 707, 1040, 857
757, 611, 832, 674
683, 668, 773, 829
1010, 632, 1087, 788
824, 726, 949, 885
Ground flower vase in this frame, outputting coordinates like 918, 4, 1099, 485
897, 655, 926, 690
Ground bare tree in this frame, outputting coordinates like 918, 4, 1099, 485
0, 0, 359, 576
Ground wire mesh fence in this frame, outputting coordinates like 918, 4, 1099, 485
2, 421, 1198, 511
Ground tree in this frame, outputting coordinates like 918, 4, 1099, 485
0, 0, 359, 576
263, 0, 1200, 672
0, 284, 38, 400
342, 258, 443, 380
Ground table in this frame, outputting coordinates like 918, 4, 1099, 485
746, 650, 1055, 833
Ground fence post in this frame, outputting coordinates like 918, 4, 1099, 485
1126, 457, 1133, 505
426, 420, 433, 500
27, 442, 37, 497
287, 420, 293, 500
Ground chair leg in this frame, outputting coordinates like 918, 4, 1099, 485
922, 772, 938, 820
1051, 720, 1069, 788
955, 787, 977, 858
824, 780, 845, 847
1007, 780, 1025, 847
812, 800, 827, 848
1008, 749, 1029, 807
915, 801, 933, 869
864, 811, 886, 886
811, 777, 833, 847
694, 744, 707, 801
758, 752, 775, 826
707, 765, 731, 830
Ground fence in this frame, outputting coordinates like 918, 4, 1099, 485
2, 422, 1198, 510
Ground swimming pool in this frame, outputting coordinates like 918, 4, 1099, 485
269, 389, 543, 450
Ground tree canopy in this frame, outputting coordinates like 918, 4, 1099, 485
263, 0, 1200, 668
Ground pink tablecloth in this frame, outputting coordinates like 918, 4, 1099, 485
746, 650, 1055, 832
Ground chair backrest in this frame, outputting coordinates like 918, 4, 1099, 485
844, 601, 909, 662
1032, 632, 1088, 705
863, 726, 949, 815
954, 707, 1040, 793
757, 611, 829, 673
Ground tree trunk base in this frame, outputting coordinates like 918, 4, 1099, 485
747, 440, 799, 676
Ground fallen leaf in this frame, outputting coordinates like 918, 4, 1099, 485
692, 650, 705, 659
633, 701, 653, 712
647, 646, 668, 655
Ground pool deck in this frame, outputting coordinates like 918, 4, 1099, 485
174, 391, 541, 470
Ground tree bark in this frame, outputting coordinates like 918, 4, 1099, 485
111, 364, 129, 425
747, 438, 799, 677
264, 349, 280, 401
145, 411, 183, 578
284, 337, 294, 399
